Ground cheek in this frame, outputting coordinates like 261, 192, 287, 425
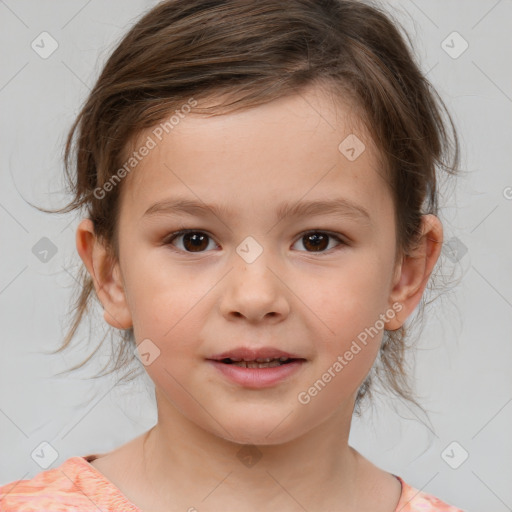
126, 267, 219, 385
301, 260, 390, 343
124, 256, 208, 337
297, 330, 381, 416
298, 259, 388, 393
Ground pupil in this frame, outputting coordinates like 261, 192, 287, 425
304, 233, 327, 251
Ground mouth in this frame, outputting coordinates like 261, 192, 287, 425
216, 357, 300, 368
206, 347, 307, 388
207, 347, 306, 367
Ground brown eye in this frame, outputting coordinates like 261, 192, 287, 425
304, 233, 328, 251
182, 232, 209, 252
166, 231, 216, 253
293, 231, 345, 253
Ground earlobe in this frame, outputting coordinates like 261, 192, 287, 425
75, 219, 133, 330
384, 214, 443, 331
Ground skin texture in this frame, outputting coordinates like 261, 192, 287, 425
76, 84, 443, 511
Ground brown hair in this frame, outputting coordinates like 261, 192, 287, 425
38, 0, 461, 415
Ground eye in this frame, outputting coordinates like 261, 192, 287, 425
292, 231, 346, 253
164, 229, 347, 254
165, 230, 218, 253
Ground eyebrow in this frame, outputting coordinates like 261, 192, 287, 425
143, 197, 372, 225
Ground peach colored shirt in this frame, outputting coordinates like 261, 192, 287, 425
0, 454, 465, 511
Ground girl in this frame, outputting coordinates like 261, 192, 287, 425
1, 0, 465, 510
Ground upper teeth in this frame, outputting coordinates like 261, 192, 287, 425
229, 357, 289, 362
232, 359, 285, 368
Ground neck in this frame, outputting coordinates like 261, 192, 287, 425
138, 387, 361, 511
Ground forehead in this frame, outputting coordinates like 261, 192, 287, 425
118, 85, 391, 223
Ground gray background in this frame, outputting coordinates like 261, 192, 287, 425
1, 1, 511, 511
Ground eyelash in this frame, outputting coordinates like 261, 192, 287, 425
163, 229, 348, 255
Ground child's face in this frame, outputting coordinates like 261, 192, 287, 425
109, 85, 402, 444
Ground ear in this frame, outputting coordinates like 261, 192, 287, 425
384, 214, 443, 330
75, 218, 133, 330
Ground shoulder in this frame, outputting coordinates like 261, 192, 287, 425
0, 457, 92, 511
0, 455, 140, 512
395, 476, 466, 512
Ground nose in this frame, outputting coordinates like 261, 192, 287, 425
218, 252, 291, 324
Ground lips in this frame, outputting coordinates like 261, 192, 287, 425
207, 346, 307, 388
